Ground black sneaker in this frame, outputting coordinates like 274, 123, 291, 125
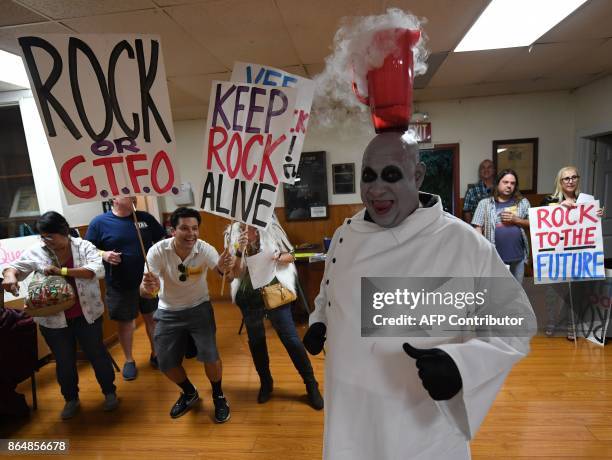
170, 390, 199, 419
213, 396, 230, 423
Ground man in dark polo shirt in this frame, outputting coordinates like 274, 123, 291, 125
86, 197, 166, 380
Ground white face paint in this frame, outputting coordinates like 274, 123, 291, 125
360, 133, 425, 228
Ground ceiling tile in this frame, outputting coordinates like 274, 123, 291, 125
0, 0, 47, 26
384, 0, 489, 53
541, 38, 612, 81
415, 75, 594, 102
167, 0, 300, 68
538, 0, 612, 43
63, 9, 227, 76
305, 63, 325, 78
169, 72, 230, 106
18, 0, 156, 20
153, 0, 209, 5
0, 22, 68, 54
487, 39, 605, 83
428, 48, 521, 87
282, 65, 309, 78
276, 0, 380, 64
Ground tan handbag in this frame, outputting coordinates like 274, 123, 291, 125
261, 283, 297, 310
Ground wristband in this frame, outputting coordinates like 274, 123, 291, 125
235, 250, 243, 258
60, 267, 68, 276
216, 266, 224, 276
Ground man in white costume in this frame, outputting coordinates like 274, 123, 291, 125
303, 132, 536, 460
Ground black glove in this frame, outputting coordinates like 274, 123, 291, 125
403, 343, 462, 401
303, 322, 326, 355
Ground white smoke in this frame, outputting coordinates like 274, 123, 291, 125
311, 8, 428, 130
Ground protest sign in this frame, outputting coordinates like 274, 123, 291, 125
529, 201, 605, 284
231, 62, 314, 183
18, 34, 179, 204
200, 80, 297, 228
0, 235, 39, 303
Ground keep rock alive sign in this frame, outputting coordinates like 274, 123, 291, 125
200, 80, 298, 229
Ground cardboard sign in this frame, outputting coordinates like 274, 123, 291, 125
0, 235, 39, 303
529, 201, 605, 284
200, 81, 297, 229
18, 34, 179, 204
231, 62, 314, 183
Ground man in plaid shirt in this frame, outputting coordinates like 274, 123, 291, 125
463, 159, 495, 223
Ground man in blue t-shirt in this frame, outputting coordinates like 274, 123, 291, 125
471, 169, 531, 283
86, 197, 166, 380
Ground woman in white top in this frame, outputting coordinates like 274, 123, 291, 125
2, 211, 117, 419
225, 216, 323, 409
541, 166, 604, 339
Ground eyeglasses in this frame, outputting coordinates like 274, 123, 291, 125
178, 264, 188, 282
561, 175, 580, 183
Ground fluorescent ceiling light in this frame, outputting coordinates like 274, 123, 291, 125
455, 0, 589, 52
0, 49, 30, 88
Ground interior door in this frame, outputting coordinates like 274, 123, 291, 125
594, 139, 612, 260
418, 144, 460, 215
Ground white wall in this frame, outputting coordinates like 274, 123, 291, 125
573, 75, 612, 138
160, 119, 206, 213
15, 93, 103, 228
166, 90, 575, 212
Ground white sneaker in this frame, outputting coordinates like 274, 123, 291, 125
61, 399, 80, 420
103, 393, 119, 411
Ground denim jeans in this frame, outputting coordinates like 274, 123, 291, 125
40, 316, 116, 401
236, 286, 315, 384
508, 259, 525, 285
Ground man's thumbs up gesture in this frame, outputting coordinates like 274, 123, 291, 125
403, 343, 462, 401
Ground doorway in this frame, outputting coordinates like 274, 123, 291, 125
578, 134, 612, 263
419, 143, 460, 216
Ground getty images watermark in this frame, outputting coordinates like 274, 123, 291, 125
361, 277, 537, 338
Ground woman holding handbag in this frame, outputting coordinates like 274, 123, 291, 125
2, 211, 117, 420
225, 216, 323, 409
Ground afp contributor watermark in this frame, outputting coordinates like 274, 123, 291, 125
361, 277, 536, 338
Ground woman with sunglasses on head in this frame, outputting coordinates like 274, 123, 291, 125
224, 215, 323, 410
541, 166, 604, 339
1, 211, 117, 420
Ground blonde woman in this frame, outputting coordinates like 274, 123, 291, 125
541, 166, 604, 339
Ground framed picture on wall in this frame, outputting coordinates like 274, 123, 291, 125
493, 138, 538, 194
332, 163, 355, 194
283, 151, 329, 221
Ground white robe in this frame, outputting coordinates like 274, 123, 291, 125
309, 195, 536, 460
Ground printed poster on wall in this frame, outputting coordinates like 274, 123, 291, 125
17, 34, 180, 204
